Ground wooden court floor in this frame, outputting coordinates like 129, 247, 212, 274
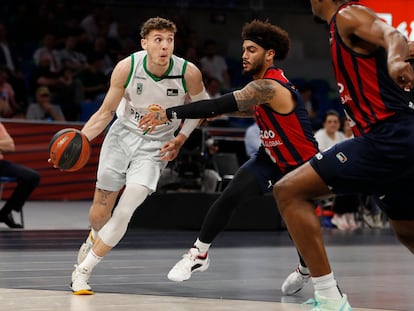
0, 227, 412, 311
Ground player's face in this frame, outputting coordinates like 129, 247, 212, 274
324, 115, 340, 134
141, 29, 175, 68
241, 40, 267, 77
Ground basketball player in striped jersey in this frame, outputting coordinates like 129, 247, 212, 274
139, 19, 319, 296
272, 0, 414, 309
68, 17, 208, 295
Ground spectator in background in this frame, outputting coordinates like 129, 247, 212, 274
54, 66, 84, 121
0, 104, 40, 228
0, 22, 28, 111
314, 109, 345, 151
80, 8, 104, 43
30, 53, 63, 99
92, 36, 114, 76
33, 32, 62, 74
244, 122, 261, 159
76, 51, 108, 103
59, 35, 88, 74
205, 77, 222, 99
200, 40, 230, 91
0, 66, 19, 118
26, 86, 65, 121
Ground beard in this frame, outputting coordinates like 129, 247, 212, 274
242, 61, 264, 77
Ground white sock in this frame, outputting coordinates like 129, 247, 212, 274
194, 238, 211, 255
298, 263, 309, 276
77, 250, 102, 273
312, 272, 342, 299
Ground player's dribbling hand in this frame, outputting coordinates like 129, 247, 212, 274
138, 109, 169, 134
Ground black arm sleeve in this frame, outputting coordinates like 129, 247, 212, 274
166, 93, 238, 120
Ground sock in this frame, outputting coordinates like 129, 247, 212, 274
312, 272, 342, 299
298, 263, 309, 276
194, 238, 211, 255
77, 250, 102, 274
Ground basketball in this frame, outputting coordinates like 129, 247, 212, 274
49, 128, 91, 172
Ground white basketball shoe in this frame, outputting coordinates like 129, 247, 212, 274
168, 247, 210, 282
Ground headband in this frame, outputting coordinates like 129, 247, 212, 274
244, 35, 273, 50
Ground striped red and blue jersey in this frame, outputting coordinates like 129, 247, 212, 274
254, 67, 318, 173
329, 2, 412, 136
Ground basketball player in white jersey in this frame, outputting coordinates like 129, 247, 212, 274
69, 17, 208, 294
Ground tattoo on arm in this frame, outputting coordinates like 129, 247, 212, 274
234, 80, 276, 111
154, 111, 168, 123
97, 189, 112, 206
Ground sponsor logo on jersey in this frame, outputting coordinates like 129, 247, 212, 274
147, 104, 162, 112
167, 88, 178, 96
136, 83, 143, 95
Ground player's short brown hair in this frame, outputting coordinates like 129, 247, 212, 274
140, 17, 177, 38
241, 19, 290, 61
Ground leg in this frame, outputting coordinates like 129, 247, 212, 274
168, 168, 263, 282
0, 161, 40, 214
76, 188, 119, 264
274, 162, 351, 306
89, 188, 120, 232
0, 161, 40, 228
91, 184, 149, 257
199, 168, 262, 243
71, 184, 149, 294
274, 162, 332, 278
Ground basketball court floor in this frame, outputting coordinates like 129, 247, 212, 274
0, 201, 412, 311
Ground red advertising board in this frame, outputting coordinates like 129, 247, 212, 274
361, 0, 414, 39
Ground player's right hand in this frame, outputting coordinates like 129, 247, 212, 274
138, 110, 169, 134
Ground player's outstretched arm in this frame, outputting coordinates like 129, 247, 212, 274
138, 79, 276, 134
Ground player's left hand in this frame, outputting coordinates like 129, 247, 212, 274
389, 60, 414, 89
138, 110, 168, 134
160, 139, 181, 161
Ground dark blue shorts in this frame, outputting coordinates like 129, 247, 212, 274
242, 147, 295, 193
310, 113, 414, 220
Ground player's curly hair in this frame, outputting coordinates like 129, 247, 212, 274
140, 17, 177, 38
241, 19, 290, 61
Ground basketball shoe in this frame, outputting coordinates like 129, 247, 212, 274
281, 266, 310, 295
77, 231, 94, 264
305, 292, 352, 311
167, 247, 210, 282
70, 265, 94, 295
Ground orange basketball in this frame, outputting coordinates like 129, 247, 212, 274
49, 128, 91, 172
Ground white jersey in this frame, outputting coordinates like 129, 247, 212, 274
116, 50, 189, 140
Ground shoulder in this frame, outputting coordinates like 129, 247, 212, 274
183, 61, 203, 81
336, 4, 378, 29
110, 56, 133, 87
